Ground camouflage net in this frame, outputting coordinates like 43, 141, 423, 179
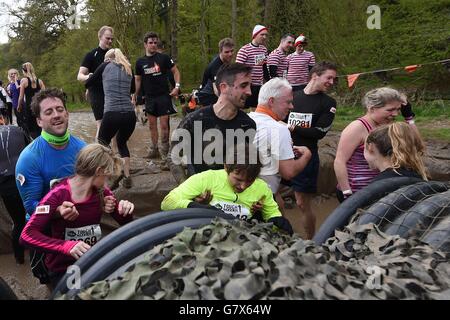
71, 218, 450, 300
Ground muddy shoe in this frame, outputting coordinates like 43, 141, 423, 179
121, 176, 132, 189
146, 160, 162, 174
143, 147, 160, 159
160, 161, 170, 171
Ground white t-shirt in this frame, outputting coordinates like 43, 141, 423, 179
249, 112, 294, 191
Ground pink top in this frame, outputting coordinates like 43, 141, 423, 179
20, 178, 133, 273
345, 118, 380, 192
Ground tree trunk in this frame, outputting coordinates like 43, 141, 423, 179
231, 0, 237, 40
170, 0, 178, 61
200, 0, 208, 64
263, 0, 272, 25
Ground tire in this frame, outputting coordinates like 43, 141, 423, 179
51, 208, 231, 297
356, 181, 449, 229
384, 189, 450, 238
53, 215, 236, 299
421, 214, 450, 253
313, 177, 422, 245
0, 277, 18, 300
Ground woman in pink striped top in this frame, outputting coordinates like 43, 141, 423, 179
334, 87, 418, 202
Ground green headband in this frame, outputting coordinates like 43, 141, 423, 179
41, 130, 70, 146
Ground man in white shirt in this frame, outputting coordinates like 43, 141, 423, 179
249, 78, 311, 195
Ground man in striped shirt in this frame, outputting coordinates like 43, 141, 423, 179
287, 34, 316, 92
236, 24, 269, 108
267, 34, 295, 79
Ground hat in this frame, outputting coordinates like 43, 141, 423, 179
252, 25, 268, 39
295, 34, 307, 47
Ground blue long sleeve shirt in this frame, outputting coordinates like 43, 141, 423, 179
15, 135, 86, 220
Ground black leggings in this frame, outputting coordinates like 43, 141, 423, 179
0, 177, 26, 260
98, 111, 136, 158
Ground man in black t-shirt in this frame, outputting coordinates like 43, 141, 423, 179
135, 31, 181, 165
197, 38, 235, 106
287, 61, 337, 239
168, 63, 256, 184
77, 26, 114, 139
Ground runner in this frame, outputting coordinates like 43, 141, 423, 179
85, 48, 136, 188
162, 143, 293, 235
6, 69, 23, 128
287, 61, 337, 239
197, 38, 235, 106
15, 88, 86, 284
20, 143, 134, 289
334, 87, 418, 202
167, 63, 256, 184
236, 24, 269, 108
249, 78, 311, 215
135, 31, 181, 168
286, 34, 316, 92
267, 34, 295, 79
17, 62, 45, 139
77, 26, 114, 140
0, 110, 29, 264
365, 122, 427, 183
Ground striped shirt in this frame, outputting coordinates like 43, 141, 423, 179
236, 43, 268, 85
267, 48, 289, 78
346, 118, 380, 192
286, 50, 316, 86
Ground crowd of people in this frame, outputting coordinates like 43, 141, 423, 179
0, 24, 427, 291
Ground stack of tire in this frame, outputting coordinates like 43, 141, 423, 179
314, 177, 450, 254
51, 209, 235, 299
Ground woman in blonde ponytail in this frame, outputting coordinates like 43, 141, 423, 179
18, 62, 46, 138
364, 122, 427, 183
85, 48, 136, 188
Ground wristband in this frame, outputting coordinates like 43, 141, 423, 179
175, 83, 181, 89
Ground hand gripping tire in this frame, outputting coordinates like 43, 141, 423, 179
384, 189, 450, 238
52, 209, 236, 299
313, 177, 422, 245
356, 181, 449, 229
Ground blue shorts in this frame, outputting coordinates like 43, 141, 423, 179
291, 149, 320, 194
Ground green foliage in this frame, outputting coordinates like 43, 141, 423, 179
0, 0, 449, 101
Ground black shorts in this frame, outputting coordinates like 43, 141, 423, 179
145, 95, 177, 117
88, 90, 105, 121
244, 85, 261, 108
291, 149, 320, 194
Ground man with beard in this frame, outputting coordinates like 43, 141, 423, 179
168, 63, 256, 184
15, 88, 86, 285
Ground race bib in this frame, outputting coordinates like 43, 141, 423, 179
288, 112, 313, 128
254, 54, 266, 66
65, 224, 101, 246
211, 201, 250, 220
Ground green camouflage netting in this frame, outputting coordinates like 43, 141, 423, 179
69, 218, 450, 300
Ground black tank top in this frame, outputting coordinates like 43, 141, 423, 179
24, 77, 41, 107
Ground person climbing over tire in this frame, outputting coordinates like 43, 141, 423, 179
161, 143, 293, 235
364, 121, 427, 183
20, 143, 134, 289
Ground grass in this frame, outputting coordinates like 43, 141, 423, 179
333, 100, 450, 142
